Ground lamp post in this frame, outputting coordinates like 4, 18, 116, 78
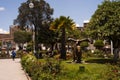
31, 24, 35, 54
29, 2, 38, 57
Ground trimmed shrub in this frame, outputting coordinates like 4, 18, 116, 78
94, 40, 104, 49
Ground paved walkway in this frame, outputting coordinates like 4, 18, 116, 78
0, 58, 29, 80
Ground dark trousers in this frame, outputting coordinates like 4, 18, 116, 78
12, 56, 15, 61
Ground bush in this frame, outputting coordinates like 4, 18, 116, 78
82, 50, 94, 59
80, 41, 89, 49
26, 42, 33, 52
16, 50, 24, 57
21, 54, 62, 80
93, 49, 105, 58
21, 54, 36, 70
94, 40, 104, 49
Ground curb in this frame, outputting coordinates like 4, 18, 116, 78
24, 70, 31, 80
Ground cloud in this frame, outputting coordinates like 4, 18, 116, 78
0, 7, 5, 11
83, 20, 89, 23
76, 24, 80, 27
0, 28, 9, 34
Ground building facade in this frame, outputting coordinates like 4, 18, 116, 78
0, 25, 19, 50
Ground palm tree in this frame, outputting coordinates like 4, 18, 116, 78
50, 16, 75, 60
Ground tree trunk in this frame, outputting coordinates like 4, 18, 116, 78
34, 24, 42, 59
112, 39, 120, 48
112, 39, 120, 63
50, 42, 55, 57
60, 27, 66, 60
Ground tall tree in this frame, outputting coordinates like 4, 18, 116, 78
15, 0, 53, 29
14, 0, 54, 56
50, 16, 75, 60
85, 0, 120, 48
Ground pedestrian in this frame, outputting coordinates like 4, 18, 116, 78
11, 50, 16, 61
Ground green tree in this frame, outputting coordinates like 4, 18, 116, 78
14, 30, 32, 50
38, 22, 57, 47
15, 0, 53, 29
50, 16, 75, 60
85, 0, 120, 48
67, 29, 81, 39
14, 0, 54, 57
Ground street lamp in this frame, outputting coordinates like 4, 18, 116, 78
29, 2, 34, 9
29, 2, 37, 56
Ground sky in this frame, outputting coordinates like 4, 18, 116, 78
0, 0, 103, 34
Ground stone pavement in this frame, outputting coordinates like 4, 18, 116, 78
0, 58, 29, 80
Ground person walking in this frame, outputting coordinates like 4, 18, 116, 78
11, 50, 16, 61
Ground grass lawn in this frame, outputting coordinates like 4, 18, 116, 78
54, 58, 120, 80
